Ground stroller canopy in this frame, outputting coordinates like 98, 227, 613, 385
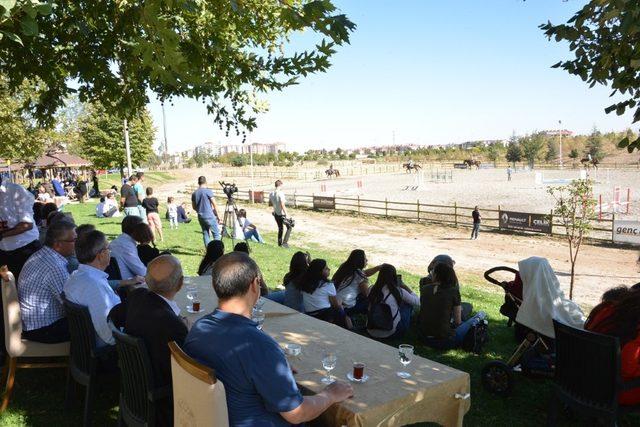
516, 257, 586, 338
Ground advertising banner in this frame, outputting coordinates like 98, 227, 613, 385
613, 220, 640, 245
313, 196, 336, 210
499, 210, 552, 234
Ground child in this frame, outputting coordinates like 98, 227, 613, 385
167, 196, 178, 229
143, 187, 163, 242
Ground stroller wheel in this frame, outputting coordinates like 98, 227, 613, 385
481, 361, 514, 396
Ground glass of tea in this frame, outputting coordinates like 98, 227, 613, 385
353, 362, 365, 381
192, 298, 201, 312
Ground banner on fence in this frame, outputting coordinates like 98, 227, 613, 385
613, 220, 640, 245
499, 210, 552, 234
313, 196, 335, 210
249, 190, 264, 203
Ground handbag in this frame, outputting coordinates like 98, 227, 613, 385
367, 291, 399, 331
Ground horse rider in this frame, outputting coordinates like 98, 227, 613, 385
408, 159, 414, 168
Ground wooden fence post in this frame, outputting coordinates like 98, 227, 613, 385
293, 191, 297, 209
417, 200, 420, 221
357, 195, 361, 215
385, 198, 388, 218
454, 202, 458, 227
550, 209, 554, 236
611, 212, 615, 242
498, 205, 501, 230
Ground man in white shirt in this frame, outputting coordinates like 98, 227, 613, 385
64, 229, 121, 347
109, 215, 147, 279
0, 178, 43, 279
269, 180, 292, 248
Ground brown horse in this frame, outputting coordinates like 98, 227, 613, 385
463, 159, 481, 169
580, 157, 599, 169
402, 163, 422, 173
325, 168, 340, 178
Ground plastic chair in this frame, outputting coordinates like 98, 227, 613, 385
105, 257, 122, 281
112, 327, 169, 426
0, 268, 68, 412
63, 297, 114, 426
548, 319, 640, 426
169, 341, 229, 427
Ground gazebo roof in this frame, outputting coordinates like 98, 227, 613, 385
31, 152, 91, 168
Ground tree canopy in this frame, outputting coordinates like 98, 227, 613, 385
0, 0, 355, 138
78, 103, 155, 173
541, 1, 640, 152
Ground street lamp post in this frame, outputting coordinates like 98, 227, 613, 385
250, 143, 255, 203
124, 119, 133, 177
161, 103, 169, 163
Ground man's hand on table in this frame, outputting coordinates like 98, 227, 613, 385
324, 381, 354, 403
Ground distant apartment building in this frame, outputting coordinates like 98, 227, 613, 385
218, 142, 286, 155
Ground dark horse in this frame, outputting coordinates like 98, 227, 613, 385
325, 168, 340, 178
402, 163, 422, 173
580, 157, 599, 169
463, 159, 481, 169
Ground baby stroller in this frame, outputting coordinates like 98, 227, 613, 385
480, 257, 586, 396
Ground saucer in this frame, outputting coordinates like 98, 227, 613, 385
187, 307, 204, 314
346, 373, 369, 383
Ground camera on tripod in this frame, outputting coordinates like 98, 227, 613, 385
219, 181, 238, 200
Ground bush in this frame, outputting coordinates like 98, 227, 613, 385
231, 155, 246, 167
317, 159, 328, 166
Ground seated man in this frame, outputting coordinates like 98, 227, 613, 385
18, 220, 76, 343
176, 202, 191, 223
109, 215, 147, 279
184, 252, 353, 426
64, 230, 121, 347
124, 255, 188, 425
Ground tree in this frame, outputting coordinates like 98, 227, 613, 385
520, 133, 546, 168
0, 0, 355, 139
505, 141, 522, 167
0, 75, 48, 161
585, 126, 605, 161
541, 2, 640, 152
545, 140, 558, 162
487, 143, 501, 166
547, 179, 596, 299
78, 103, 155, 175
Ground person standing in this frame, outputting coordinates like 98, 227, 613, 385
507, 166, 512, 182
269, 180, 292, 248
0, 177, 43, 280
191, 176, 221, 247
134, 172, 147, 221
471, 206, 481, 240
143, 187, 163, 242
120, 177, 140, 217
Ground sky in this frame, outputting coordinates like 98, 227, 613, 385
147, 0, 634, 154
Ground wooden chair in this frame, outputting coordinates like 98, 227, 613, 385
548, 319, 640, 426
168, 341, 229, 427
0, 267, 69, 412
63, 297, 114, 426
112, 327, 169, 426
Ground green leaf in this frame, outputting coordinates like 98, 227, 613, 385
20, 15, 38, 36
0, 0, 16, 13
0, 30, 23, 45
617, 137, 629, 148
36, 2, 53, 15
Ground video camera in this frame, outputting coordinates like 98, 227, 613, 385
219, 181, 238, 200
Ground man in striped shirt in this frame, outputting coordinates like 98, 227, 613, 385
18, 220, 76, 343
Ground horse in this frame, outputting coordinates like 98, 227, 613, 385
402, 163, 422, 173
325, 168, 340, 178
463, 159, 481, 169
580, 157, 599, 169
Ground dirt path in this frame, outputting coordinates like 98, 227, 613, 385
244, 204, 637, 308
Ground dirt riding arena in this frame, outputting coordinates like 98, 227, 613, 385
161, 164, 640, 308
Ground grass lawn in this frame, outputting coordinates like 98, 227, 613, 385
97, 171, 177, 191
1, 202, 637, 426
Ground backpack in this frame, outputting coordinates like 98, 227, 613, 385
462, 317, 489, 354
367, 291, 399, 331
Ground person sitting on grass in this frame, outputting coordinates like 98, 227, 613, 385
419, 263, 486, 350
197, 240, 225, 276
585, 286, 640, 405
264, 251, 310, 309
176, 202, 191, 223
366, 264, 419, 339
237, 209, 264, 243
332, 249, 382, 316
183, 252, 353, 426
132, 222, 162, 266
420, 254, 472, 320
300, 259, 352, 329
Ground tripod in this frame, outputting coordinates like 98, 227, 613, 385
221, 196, 250, 250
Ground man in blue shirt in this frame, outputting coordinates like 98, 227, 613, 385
184, 252, 353, 427
191, 176, 221, 247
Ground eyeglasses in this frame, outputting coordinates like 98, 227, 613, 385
60, 238, 77, 243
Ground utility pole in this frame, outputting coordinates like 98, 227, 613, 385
558, 119, 563, 169
161, 103, 169, 163
124, 119, 133, 177
250, 143, 255, 203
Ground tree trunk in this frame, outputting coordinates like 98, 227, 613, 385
569, 262, 575, 300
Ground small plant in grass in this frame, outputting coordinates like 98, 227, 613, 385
547, 179, 596, 299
